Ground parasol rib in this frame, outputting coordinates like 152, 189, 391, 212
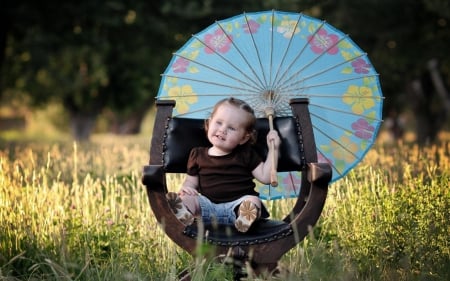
170, 105, 215, 118
312, 124, 363, 162
243, 12, 269, 88
299, 53, 367, 82
172, 53, 262, 92
272, 13, 304, 88
191, 33, 266, 92
281, 74, 381, 93
310, 112, 359, 136
214, 21, 267, 90
161, 74, 262, 94
158, 93, 259, 98
279, 34, 350, 88
158, 93, 292, 99
269, 10, 275, 86
303, 94, 383, 100
273, 20, 326, 90
310, 103, 383, 122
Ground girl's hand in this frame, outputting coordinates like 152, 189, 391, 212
179, 185, 198, 196
267, 130, 281, 150
179, 175, 199, 195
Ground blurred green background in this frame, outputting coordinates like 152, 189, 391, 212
1, 0, 449, 143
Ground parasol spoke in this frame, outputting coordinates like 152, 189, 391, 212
280, 74, 381, 93
171, 104, 215, 118
269, 10, 275, 87
312, 123, 365, 163
162, 74, 262, 94
310, 112, 356, 136
301, 53, 367, 82
272, 13, 304, 88
158, 93, 296, 100
272, 19, 325, 91
309, 103, 383, 122
158, 93, 259, 98
279, 34, 350, 89
173, 53, 263, 93
310, 103, 383, 122
243, 12, 270, 88
304, 94, 383, 99
191, 33, 265, 92
214, 21, 267, 90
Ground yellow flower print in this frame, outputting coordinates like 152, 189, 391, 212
331, 135, 358, 163
168, 85, 198, 114
276, 20, 300, 38
342, 85, 375, 114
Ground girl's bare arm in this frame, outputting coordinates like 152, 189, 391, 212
252, 130, 281, 184
179, 175, 199, 195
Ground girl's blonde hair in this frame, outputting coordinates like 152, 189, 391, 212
204, 97, 258, 144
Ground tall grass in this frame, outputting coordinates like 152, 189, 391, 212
302, 142, 449, 280
0, 137, 183, 280
0, 137, 449, 280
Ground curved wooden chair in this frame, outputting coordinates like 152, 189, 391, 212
142, 98, 332, 280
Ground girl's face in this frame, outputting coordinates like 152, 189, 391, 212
207, 103, 251, 155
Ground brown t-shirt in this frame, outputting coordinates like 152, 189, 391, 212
186, 145, 262, 203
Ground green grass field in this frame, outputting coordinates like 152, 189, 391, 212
1, 135, 449, 280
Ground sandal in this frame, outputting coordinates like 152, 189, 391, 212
235, 200, 259, 233
166, 192, 195, 226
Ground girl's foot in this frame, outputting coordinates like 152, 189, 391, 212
166, 192, 194, 226
235, 200, 259, 233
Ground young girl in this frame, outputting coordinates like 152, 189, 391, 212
167, 97, 281, 232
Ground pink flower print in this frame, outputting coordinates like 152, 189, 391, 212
352, 118, 375, 139
351, 58, 371, 74
172, 57, 189, 73
204, 29, 233, 54
308, 28, 339, 55
243, 19, 260, 34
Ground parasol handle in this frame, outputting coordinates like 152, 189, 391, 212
265, 107, 278, 187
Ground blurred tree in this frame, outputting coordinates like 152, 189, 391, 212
1, 0, 171, 140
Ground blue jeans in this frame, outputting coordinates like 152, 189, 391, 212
197, 195, 268, 225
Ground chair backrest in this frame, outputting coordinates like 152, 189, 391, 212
162, 116, 305, 173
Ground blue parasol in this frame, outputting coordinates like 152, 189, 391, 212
156, 10, 384, 199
